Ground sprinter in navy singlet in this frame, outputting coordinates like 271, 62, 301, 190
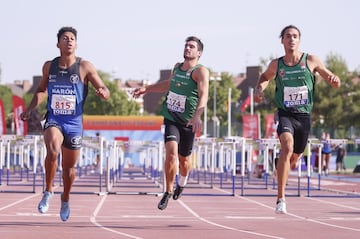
20, 27, 110, 221
44, 56, 87, 149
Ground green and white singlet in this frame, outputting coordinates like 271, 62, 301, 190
161, 63, 201, 125
274, 53, 315, 114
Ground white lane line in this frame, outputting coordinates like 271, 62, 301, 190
122, 215, 174, 218
214, 187, 360, 232
300, 215, 360, 232
306, 197, 360, 211
90, 194, 143, 239
225, 216, 276, 220
16, 213, 54, 217
0, 193, 39, 211
288, 178, 356, 186
0, 186, 61, 213
329, 217, 360, 220
177, 199, 285, 239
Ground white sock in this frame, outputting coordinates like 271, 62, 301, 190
178, 175, 188, 187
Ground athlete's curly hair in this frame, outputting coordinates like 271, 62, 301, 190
57, 26, 77, 42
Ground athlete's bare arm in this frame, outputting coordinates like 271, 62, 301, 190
81, 60, 110, 100
187, 66, 209, 133
254, 59, 278, 103
307, 54, 341, 88
20, 61, 51, 120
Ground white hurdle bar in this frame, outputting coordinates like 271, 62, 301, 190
189, 137, 241, 196
0, 135, 42, 192
307, 138, 348, 196
106, 140, 163, 196
193, 137, 217, 187
224, 136, 246, 196
256, 138, 280, 190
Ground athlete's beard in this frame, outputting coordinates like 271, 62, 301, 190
183, 54, 196, 61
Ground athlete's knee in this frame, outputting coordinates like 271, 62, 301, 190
281, 144, 294, 157
45, 150, 60, 162
166, 149, 178, 161
62, 167, 76, 178
179, 155, 191, 165
46, 141, 61, 155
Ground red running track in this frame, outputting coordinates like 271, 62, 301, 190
0, 173, 359, 239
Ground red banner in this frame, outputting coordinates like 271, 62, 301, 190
241, 95, 251, 112
242, 114, 259, 139
12, 95, 27, 136
265, 113, 278, 138
0, 99, 6, 134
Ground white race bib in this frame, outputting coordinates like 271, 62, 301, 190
283, 86, 308, 107
166, 91, 186, 113
51, 94, 76, 115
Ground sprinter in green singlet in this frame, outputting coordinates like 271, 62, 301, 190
133, 36, 209, 210
254, 25, 340, 214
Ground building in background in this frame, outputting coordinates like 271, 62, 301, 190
3, 67, 262, 115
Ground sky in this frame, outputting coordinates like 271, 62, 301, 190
0, 0, 359, 85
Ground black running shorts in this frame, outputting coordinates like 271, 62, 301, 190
276, 109, 311, 154
163, 118, 195, 157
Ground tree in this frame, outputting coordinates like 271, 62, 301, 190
312, 53, 360, 138
256, 56, 279, 131
207, 72, 241, 136
83, 71, 140, 115
0, 85, 14, 133
0, 85, 13, 115
338, 67, 360, 136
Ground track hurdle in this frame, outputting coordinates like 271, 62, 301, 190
242, 137, 317, 197
0, 135, 43, 193
105, 140, 163, 196
305, 138, 360, 198
0, 135, 17, 186
217, 138, 238, 190
310, 139, 323, 191
73, 136, 108, 194
177, 137, 226, 196
224, 136, 246, 196
258, 138, 279, 190
184, 137, 246, 196
35, 135, 114, 195
238, 138, 283, 196
190, 137, 218, 188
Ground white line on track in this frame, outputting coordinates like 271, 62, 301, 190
215, 187, 360, 233
121, 215, 174, 218
177, 199, 285, 239
329, 217, 360, 220
225, 216, 276, 220
306, 196, 360, 211
0, 193, 39, 212
16, 212, 54, 217
90, 194, 143, 239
